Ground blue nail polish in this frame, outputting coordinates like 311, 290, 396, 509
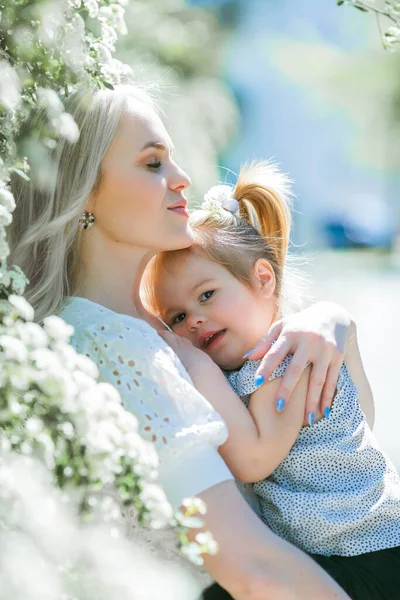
276, 398, 286, 413
308, 412, 315, 426
243, 349, 255, 359
254, 374, 265, 387
324, 407, 331, 419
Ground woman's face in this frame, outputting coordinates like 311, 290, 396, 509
88, 97, 193, 253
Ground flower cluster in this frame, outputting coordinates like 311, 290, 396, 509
0, 294, 218, 569
0, 452, 202, 600
337, 0, 400, 50
202, 184, 238, 218
0, 297, 170, 528
0, 0, 221, 585
0, 0, 133, 253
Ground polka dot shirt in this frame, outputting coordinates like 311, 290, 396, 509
226, 358, 400, 557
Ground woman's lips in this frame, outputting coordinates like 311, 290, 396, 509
168, 198, 189, 218
169, 206, 189, 217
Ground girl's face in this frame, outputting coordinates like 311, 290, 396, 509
88, 98, 193, 253
154, 250, 277, 370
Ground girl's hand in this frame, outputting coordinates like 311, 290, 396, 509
244, 302, 355, 422
158, 330, 213, 375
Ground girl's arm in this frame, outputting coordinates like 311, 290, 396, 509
159, 329, 308, 483
190, 358, 310, 482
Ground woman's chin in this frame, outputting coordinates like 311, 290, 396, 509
165, 226, 194, 251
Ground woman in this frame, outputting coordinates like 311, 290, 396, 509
9, 84, 351, 599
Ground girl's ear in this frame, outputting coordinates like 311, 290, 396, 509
252, 258, 276, 299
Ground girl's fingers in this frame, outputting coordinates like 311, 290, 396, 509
304, 361, 330, 423
244, 320, 283, 360
255, 339, 291, 384
319, 354, 344, 416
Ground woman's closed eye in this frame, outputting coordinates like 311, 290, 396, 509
200, 290, 215, 302
146, 159, 162, 170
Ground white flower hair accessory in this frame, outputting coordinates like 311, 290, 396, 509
202, 184, 239, 218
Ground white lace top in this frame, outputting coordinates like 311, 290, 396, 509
59, 296, 233, 589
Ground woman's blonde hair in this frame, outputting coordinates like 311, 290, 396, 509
146, 160, 301, 319
8, 84, 157, 323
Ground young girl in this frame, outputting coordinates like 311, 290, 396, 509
145, 161, 400, 600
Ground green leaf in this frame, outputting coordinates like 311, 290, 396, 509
10, 167, 30, 181
102, 80, 115, 90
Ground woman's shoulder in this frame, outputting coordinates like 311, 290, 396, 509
59, 296, 192, 382
60, 297, 155, 339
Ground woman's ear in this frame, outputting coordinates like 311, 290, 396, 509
252, 258, 276, 299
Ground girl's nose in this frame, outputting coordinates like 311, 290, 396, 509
187, 313, 204, 332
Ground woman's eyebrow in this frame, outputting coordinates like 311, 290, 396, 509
140, 141, 174, 152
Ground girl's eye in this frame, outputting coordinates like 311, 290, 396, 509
147, 160, 162, 170
200, 290, 214, 302
172, 312, 186, 326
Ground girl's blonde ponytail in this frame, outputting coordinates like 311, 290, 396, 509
234, 161, 292, 266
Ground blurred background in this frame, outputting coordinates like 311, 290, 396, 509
116, 0, 400, 470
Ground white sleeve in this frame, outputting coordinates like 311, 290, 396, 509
74, 312, 233, 508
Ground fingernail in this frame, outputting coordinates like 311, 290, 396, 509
324, 407, 331, 419
254, 374, 265, 388
276, 397, 286, 413
308, 412, 315, 426
243, 348, 256, 358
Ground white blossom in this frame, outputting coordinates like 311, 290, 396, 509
83, 0, 99, 18
37, 87, 64, 118
0, 187, 16, 213
8, 295, 35, 322
99, 4, 127, 35
100, 22, 118, 52
0, 235, 10, 260
52, 112, 80, 143
0, 335, 28, 362
0, 62, 21, 110
0, 204, 12, 226
43, 315, 74, 343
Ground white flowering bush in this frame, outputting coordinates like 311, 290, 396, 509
337, 1, 400, 49
0, 452, 204, 600
0, 297, 166, 524
0, 1, 222, 595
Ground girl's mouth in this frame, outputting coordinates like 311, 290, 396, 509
202, 329, 227, 350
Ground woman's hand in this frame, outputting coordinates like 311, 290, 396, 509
245, 302, 355, 422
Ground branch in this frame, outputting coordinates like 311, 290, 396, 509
346, 0, 399, 23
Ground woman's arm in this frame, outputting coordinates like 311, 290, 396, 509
190, 480, 349, 600
341, 323, 374, 428
247, 302, 355, 419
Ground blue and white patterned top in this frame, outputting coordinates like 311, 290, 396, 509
226, 359, 400, 557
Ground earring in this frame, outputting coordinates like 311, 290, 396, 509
79, 211, 95, 230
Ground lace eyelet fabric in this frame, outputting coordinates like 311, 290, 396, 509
59, 296, 234, 589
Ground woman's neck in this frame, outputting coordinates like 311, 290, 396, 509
78, 230, 155, 322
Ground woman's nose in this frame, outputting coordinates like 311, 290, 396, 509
169, 161, 191, 192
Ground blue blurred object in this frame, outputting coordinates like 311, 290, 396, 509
323, 194, 396, 249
